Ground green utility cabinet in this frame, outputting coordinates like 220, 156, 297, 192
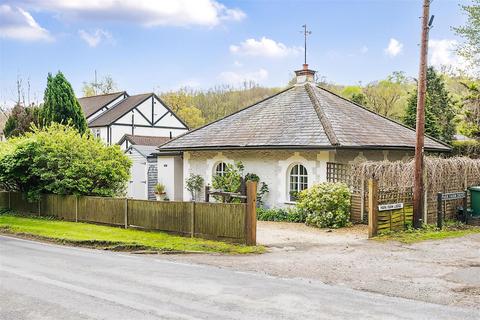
469, 186, 480, 216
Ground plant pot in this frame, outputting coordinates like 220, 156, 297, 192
155, 193, 166, 201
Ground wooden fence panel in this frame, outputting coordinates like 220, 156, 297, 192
77, 196, 125, 226
0, 192, 8, 209
194, 202, 245, 241
128, 200, 192, 234
350, 193, 362, 223
41, 194, 77, 221
10, 192, 39, 215
1, 191, 255, 245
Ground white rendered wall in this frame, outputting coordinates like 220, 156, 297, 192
183, 150, 332, 208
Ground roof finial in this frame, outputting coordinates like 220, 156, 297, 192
300, 24, 312, 66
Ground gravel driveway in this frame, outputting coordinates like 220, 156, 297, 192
162, 221, 480, 310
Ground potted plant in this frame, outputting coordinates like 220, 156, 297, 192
154, 183, 167, 201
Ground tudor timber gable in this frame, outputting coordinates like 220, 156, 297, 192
78, 92, 188, 146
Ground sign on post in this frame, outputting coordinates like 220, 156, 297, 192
378, 203, 404, 211
441, 192, 466, 201
437, 191, 467, 229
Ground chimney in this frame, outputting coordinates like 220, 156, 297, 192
294, 64, 316, 84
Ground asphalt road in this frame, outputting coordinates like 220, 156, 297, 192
0, 235, 478, 320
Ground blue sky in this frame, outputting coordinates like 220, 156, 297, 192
0, 0, 470, 106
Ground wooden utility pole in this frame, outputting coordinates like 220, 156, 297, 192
413, 0, 431, 228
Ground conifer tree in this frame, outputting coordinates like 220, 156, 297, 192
42, 72, 87, 134
403, 67, 456, 142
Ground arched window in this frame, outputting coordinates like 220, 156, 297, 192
214, 162, 227, 177
289, 164, 308, 201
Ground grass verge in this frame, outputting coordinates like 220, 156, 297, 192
0, 213, 264, 254
375, 222, 480, 244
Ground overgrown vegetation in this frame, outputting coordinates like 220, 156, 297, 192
375, 221, 480, 244
0, 124, 131, 200
298, 182, 351, 229
0, 213, 264, 254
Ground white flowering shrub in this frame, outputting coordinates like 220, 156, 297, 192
297, 182, 351, 229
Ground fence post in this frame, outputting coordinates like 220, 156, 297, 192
463, 189, 468, 223
205, 186, 210, 202
190, 201, 195, 238
437, 192, 443, 229
124, 198, 128, 229
245, 181, 257, 246
368, 179, 378, 238
38, 196, 41, 217
8, 191, 11, 210
75, 195, 79, 223
360, 175, 365, 221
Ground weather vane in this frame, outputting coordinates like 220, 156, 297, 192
300, 24, 312, 65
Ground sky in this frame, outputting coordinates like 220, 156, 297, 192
0, 0, 471, 107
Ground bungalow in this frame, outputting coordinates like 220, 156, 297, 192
158, 64, 450, 207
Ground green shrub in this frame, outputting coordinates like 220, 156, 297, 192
0, 124, 131, 200
298, 182, 351, 229
451, 140, 480, 158
257, 206, 307, 223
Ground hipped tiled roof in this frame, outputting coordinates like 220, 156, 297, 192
159, 83, 450, 152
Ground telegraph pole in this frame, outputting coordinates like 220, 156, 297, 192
413, 0, 431, 228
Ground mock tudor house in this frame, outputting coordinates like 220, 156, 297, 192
78, 92, 189, 200
78, 92, 188, 147
158, 64, 451, 207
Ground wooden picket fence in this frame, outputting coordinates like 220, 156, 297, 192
0, 182, 257, 245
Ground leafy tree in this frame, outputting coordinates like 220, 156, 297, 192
341, 86, 368, 105
160, 83, 280, 124
363, 72, 412, 119
403, 67, 456, 142
3, 103, 41, 138
82, 75, 118, 97
453, 0, 480, 66
458, 81, 480, 138
0, 124, 131, 200
42, 72, 88, 134
177, 106, 205, 129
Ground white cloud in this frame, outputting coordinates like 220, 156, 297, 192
78, 29, 113, 47
429, 39, 468, 71
360, 45, 368, 54
233, 60, 243, 67
219, 68, 268, 85
230, 37, 301, 58
21, 0, 245, 27
0, 5, 52, 41
384, 38, 403, 57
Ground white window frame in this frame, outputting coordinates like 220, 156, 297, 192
214, 162, 227, 177
288, 164, 308, 201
